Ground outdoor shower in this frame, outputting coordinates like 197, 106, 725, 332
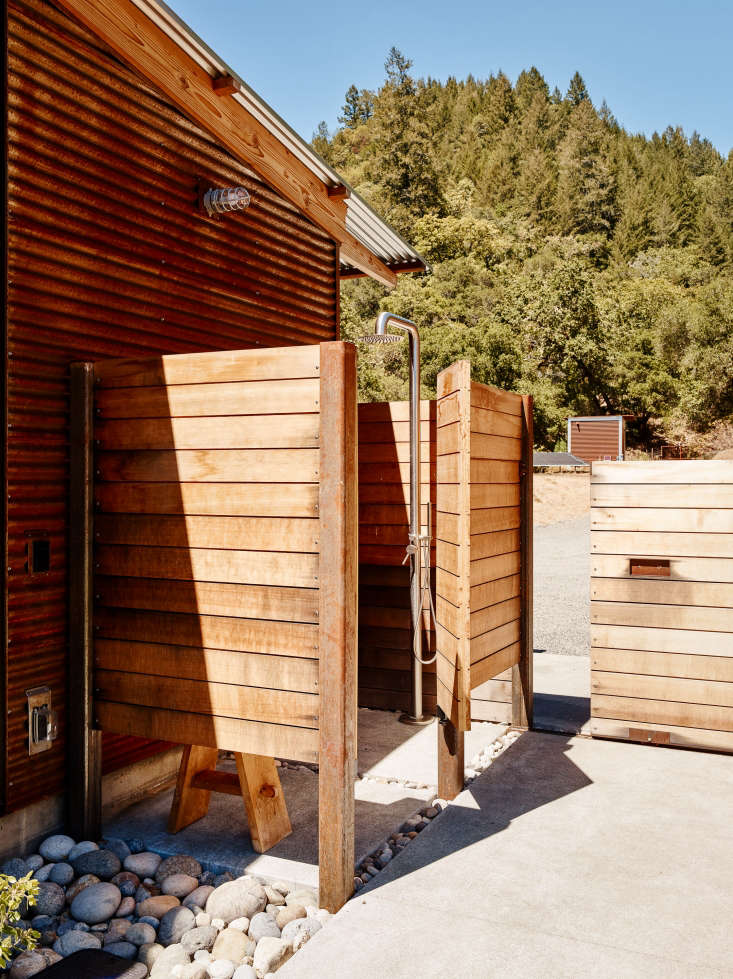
360, 313, 436, 724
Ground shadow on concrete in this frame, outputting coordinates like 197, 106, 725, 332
534, 692, 590, 735
361, 730, 593, 895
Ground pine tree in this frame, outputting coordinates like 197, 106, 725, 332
557, 101, 617, 235
566, 72, 589, 106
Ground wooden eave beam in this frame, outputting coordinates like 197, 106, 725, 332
54, 0, 397, 289
327, 183, 350, 200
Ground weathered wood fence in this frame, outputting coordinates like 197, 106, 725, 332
591, 461, 733, 753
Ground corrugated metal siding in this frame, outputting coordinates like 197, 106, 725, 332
569, 419, 622, 463
5, 0, 338, 813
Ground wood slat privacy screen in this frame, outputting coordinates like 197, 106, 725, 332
591, 461, 733, 753
85, 343, 356, 765
435, 362, 527, 730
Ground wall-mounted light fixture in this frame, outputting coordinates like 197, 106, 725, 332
202, 185, 251, 217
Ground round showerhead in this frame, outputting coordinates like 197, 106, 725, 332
359, 333, 405, 345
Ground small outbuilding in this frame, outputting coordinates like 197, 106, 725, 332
567, 415, 625, 463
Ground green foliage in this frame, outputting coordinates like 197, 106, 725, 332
319, 55, 733, 447
0, 872, 39, 966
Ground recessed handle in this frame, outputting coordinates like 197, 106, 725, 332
630, 558, 670, 577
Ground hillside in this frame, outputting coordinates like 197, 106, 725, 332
313, 51, 733, 452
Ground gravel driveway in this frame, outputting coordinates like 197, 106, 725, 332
534, 513, 590, 657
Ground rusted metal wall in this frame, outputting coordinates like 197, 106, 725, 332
4, 0, 338, 813
568, 418, 623, 463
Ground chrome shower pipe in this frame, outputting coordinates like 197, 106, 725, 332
373, 312, 430, 723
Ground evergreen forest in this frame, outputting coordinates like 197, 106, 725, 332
312, 51, 733, 453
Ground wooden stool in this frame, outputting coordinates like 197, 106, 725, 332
168, 745, 292, 853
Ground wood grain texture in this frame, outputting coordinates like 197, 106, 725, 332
591, 554, 733, 584
592, 530, 733, 558
590, 647, 733, 682
592, 461, 733, 484
591, 507, 733, 533
97, 448, 319, 483
96, 414, 320, 451
95, 481, 319, 517
591, 671, 733, 707
95, 514, 319, 552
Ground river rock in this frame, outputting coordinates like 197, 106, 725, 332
48, 863, 74, 887
124, 852, 162, 878
53, 929, 102, 956
275, 905, 305, 930
24, 854, 43, 872
232, 967, 256, 979
284, 889, 317, 909
158, 905, 195, 946
140, 915, 160, 928
227, 917, 248, 932
211, 926, 254, 963
252, 936, 292, 976
137, 942, 163, 970
180, 965, 208, 979
33, 864, 54, 883
126, 921, 157, 947
162, 873, 199, 899
155, 854, 202, 882
67, 841, 98, 862
102, 838, 131, 863
116, 896, 135, 917
73, 849, 121, 880
111, 870, 140, 897
106, 941, 137, 959
39, 835, 75, 862
9, 951, 47, 978
206, 881, 267, 924
33, 882, 66, 917
70, 882, 122, 924
248, 912, 280, 942
181, 925, 218, 954
105, 918, 131, 942
137, 894, 180, 919
281, 916, 322, 950
2, 857, 29, 879
208, 961, 235, 979
149, 942, 191, 977
183, 885, 214, 910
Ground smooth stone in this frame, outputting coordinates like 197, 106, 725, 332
126, 921, 157, 947
275, 905, 305, 930
211, 927, 253, 963
102, 838, 131, 862
227, 917, 248, 932
56, 920, 77, 936
270, 881, 291, 897
158, 905, 195, 946
206, 881, 266, 924
263, 886, 285, 907
195, 912, 212, 928
48, 863, 74, 887
194, 950, 212, 963
104, 919, 131, 944
25, 854, 44, 872
134, 885, 152, 905
2, 857, 29, 878
247, 912, 280, 942
33, 882, 66, 917
252, 937, 292, 976
9, 951, 47, 978
149, 942, 191, 977
162, 873, 199, 898
67, 841, 98, 862
37, 950, 62, 967
180, 965, 208, 979
127, 838, 145, 854
39, 835, 75, 862
232, 968, 257, 979
116, 896, 135, 917
72, 849, 121, 880
208, 961, 235, 979
70, 882, 122, 924
155, 854, 202, 882
53, 929, 102, 956
284, 889, 317, 909
123, 967, 149, 979
140, 915, 160, 928
112, 870, 140, 897
211, 918, 226, 931
138, 942, 163, 969
281, 916, 322, 950
124, 852, 162, 878
73, 921, 91, 931
106, 941, 137, 959
33, 864, 54, 883
137, 894, 180, 918
31, 914, 56, 931
184, 886, 215, 910
181, 926, 218, 954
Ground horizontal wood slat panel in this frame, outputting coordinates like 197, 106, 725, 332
591, 577, 733, 608
359, 461, 435, 485
97, 670, 318, 727
470, 407, 522, 438
590, 647, 733, 682
95, 482, 319, 517
590, 717, 733, 754
438, 456, 517, 485
357, 401, 434, 424
438, 426, 521, 460
592, 507, 733, 533
592, 530, 733, 559
95, 514, 319, 552
471, 385, 523, 416
470, 597, 521, 639
97, 448, 319, 483
96, 702, 319, 761
591, 484, 733, 509
358, 441, 434, 465
438, 554, 521, 608
590, 554, 733, 583
591, 671, 733, 708
591, 624, 733, 657
96, 414, 320, 450
94, 345, 321, 387
471, 643, 521, 689
95, 640, 319, 691
357, 419, 435, 445
592, 461, 733, 484
470, 620, 520, 665
95, 576, 318, 622
591, 694, 733, 733
592, 601, 733, 633
437, 531, 520, 577
96, 378, 320, 418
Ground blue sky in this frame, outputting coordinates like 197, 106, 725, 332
168, 0, 732, 157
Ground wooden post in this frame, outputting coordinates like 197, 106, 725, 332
513, 394, 534, 729
68, 362, 102, 839
317, 341, 358, 913
438, 718, 465, 800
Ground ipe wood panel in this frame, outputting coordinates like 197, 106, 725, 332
5, 0, 338, 812
357, 401, 437, 713
590, 461, 733, 753
435, 363, 523, 730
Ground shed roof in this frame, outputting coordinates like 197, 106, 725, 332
54, 0, 426, 288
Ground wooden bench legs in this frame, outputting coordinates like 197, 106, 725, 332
168, 745, 292, 853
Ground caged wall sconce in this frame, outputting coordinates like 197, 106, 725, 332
202, 185, 251, 217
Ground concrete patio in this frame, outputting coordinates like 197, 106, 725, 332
279, 730, 733, 978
